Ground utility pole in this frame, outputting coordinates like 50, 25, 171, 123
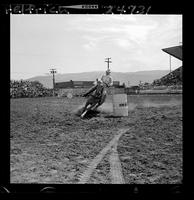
169, 55, 171, 73
50, 68, 57, 97
105, 57, 112, 71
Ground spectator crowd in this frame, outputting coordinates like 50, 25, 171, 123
10, 80, 53, 98
152, 66, 182, 87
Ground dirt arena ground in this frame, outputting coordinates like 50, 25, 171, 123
10, 94, 182, 184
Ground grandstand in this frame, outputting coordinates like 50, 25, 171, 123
162, 45, 182, 61
152, 45, 182, 87
152, 66, 182, 86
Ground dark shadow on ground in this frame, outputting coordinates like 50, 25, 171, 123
83, 110, 101, 119
104, 115, 123, 118
75, 107, 123, 119
75, 108, 101, 119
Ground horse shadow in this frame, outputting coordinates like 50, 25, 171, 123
75, 108, 100, 119
75, 107, 123, 119
82, 110, 100, 119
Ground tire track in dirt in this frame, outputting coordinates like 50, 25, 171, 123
109, 142, 125, 184
78, 128, 127, 184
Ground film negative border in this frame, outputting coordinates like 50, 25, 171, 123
2, 4, 153, 14
0, 0, 184, 196
0, 184, 184, 194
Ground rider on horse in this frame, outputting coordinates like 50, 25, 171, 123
81, 69, 113, 115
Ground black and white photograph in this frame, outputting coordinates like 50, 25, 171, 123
10, 13, 182, 187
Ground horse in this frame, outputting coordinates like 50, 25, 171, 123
80, 82, 107, 118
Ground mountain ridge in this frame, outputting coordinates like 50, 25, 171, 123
25, 70, 171, 88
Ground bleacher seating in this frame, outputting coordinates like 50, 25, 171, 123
152, 66, 182, 86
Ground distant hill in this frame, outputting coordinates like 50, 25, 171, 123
26, 70, 170, 88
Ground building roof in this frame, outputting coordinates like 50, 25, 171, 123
162, 45, 182, 60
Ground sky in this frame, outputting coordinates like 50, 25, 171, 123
11, 14, 182, 80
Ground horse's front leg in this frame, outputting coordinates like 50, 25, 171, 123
88, 102, 98, 111
82, 101, 90, 113
81, 97, 93, 117
91, 102, 100, 111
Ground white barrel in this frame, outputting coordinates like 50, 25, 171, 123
113, 94, 128, 116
